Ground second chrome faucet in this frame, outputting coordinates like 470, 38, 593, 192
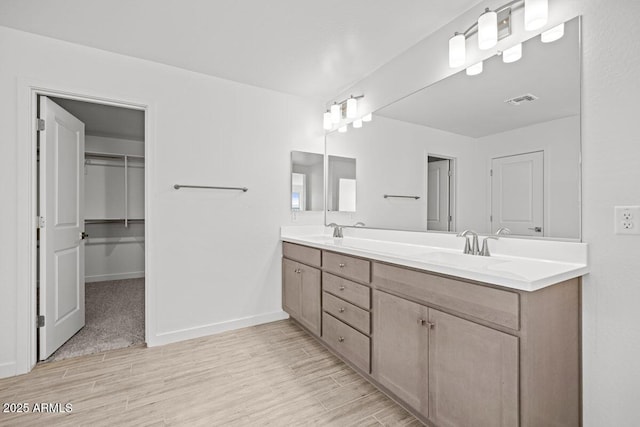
457, 230, 499, 257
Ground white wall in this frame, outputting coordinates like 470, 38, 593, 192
477, 115, 581, 239
0, 26, 323, 378
334, 1, 640, 425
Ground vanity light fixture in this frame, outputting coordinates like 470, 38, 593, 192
323, 111, 332, 130
346, 96, 358, 118
524, 0, 548, 31
466, 61, 483, 76
353, 119, 363, 129
330, 103, 341, 124
541, 22, 564, 43
502, 43, 522, 63
362, 113, 372, 122
478, 8, 498, 50
448, 0, 549, 69
338, 125, 348, 133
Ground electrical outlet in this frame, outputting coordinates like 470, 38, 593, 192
615, 206, 640, 234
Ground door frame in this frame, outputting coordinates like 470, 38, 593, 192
426, 153, 456, 233
16, 79, 155, 374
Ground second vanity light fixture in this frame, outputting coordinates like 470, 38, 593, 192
323, 94, 372, 131
449, 0, 564, 75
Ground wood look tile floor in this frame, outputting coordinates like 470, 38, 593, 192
0, 320, 422, 426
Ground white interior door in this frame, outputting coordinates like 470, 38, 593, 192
491, 151, 543, 236
427, 160, 450, 231
39, 97, 86, 360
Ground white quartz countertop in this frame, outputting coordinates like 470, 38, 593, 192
281, 227, 589, 292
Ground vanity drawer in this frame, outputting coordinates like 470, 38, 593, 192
283, 242, 321, 267
372, 262, 520, 330
323, 272, 371, 309
323, 292, 370, 335
322, 312, 370, 373
323, 251, 371, 283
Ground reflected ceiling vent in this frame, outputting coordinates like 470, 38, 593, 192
504, 93, 539, 106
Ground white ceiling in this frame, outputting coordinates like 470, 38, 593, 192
0, 0, 482, 99
377, 18, 580, 138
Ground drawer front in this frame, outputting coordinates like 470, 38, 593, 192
322, 312, 370, 373
372, 262, 519, 330
283, 242, 321, 267
323, 272, 371, 309
323, 251, 371, 283
323, 292, 370, 335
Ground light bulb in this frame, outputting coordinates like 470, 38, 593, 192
353, 119, 363, 129
541, 23, 565, 43
330, 103, 341, 123
323, 112, 332, 130
502, 43, 522, 63
466, 61, 483, 76
338, 125, 348, 133
362, 113, 372, 122
449, 33, 466, 68
346, 97, 358, 118
525, 0, 548, 31
478, 9, 497, 50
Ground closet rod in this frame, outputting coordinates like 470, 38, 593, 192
383, 194, 421, 200
85, 151, 144, 159
173, 184, 248, 192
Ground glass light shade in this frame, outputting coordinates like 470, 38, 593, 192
338, 125, 348, 133
353, 119, 363, 129
541, 23, 565, 43
478, 10, 498, 50
466, 61, 483, 76
525, 0, 548, 31
323, 112, 332, 130
346, 97, 358, 118
449, 33, 466, 68
502, 43, 522, 63
362, 113, 372, 122
330, 104, 341, 123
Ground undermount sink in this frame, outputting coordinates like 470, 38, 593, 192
422, 251, 508, 269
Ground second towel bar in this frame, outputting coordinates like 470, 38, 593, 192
174, 184, 248, 192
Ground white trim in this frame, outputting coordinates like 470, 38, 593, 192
0, 361, 17, 378
85, 272, 145, 283
15, 77, 155, 377
148, 311, 290, 347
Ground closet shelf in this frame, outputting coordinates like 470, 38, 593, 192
85, 151, 144, 160
85, 219, 145, 224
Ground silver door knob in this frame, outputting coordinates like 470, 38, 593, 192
528, 227, 542, 232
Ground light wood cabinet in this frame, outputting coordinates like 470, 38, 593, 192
282, 257, 321, 336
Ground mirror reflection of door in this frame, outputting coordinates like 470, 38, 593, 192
427, 156, 452, 232
291, 173, 306, 211
491, 151, 543, 236
290, 151, 324, 212
327, 155, 356, 212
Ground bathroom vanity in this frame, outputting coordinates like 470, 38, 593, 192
281, 230, 587, 427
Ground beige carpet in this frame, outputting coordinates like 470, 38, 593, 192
47, 278, 145, 362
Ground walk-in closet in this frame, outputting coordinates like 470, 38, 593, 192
38, 97, 146, 361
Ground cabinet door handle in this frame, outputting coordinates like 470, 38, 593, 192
427, 322, 435, 329
339, 286, 345, 291
339, 307, 345, 313
418, 318, 426, 326
339, 263, 345, 268
338, 336, 345, 343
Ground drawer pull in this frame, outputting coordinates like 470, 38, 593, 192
339, 263, 346, 268
339, 286, 345, 291
338, 336, 345, 343
339, 307, 345, 313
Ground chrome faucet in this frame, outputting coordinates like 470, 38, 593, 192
496, 227, 512, 235
480, 236, 498, 256
456, 230, 479, 255
328, 223, 343, 238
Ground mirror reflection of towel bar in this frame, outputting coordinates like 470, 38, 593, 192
384, 194, 420, 200
174, 184, 248, 192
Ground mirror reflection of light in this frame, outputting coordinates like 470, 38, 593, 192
503, 43, 523, 63
541, 23, 565, 43
323, 112, 332, 130
478, 9, 498, 50
466, 61, 483, 76
449, 33, 466, 67
525, 0, 548, 31
362, 113, 372, 122
353, 119, 363, 129
330, 104, 341, 123
338, 125, 348, 133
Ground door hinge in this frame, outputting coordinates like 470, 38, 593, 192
38, 216, 45, 228
448, 170, 453, 177
490, 215, 493, 222
449, 215, 452, 222
36, 119, 46, 131
490, 169, 493, 177
38, 315, 45, 327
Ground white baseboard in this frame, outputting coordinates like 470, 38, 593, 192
85, 271, 145, 283
148, 310, 290, 347
0, 361, 17, 379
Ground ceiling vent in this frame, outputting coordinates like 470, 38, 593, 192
504, 93, 539, 106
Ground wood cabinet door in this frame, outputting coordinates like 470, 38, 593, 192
283, 258, 301, 318
372, 291, 429, 417
299, 265, 321, 336
428, 309, 519, 427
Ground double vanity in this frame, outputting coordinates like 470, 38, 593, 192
281, 227, 587, 427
